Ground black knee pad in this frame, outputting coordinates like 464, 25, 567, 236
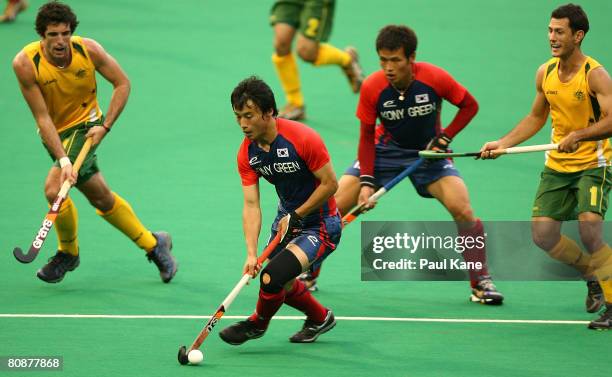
260, 249, 303, 293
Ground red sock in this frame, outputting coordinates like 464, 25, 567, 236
458, 219, 489, 288
284, 279, 326, 323
248, 289, 285, 330
310, 265, 322, 279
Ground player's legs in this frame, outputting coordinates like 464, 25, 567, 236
295, 0, 363, 92
219, 248, 304, 345
335, 174, 360, 217
272, 23, 304, 115
295, 34, 319, 63
577, 212, 611, 320
532, 167, 607, 314
426, 175, 475, 223
336, 155, 400, 217
0, 0, 27, 22
577, 212, 604, 252
219, 246, 332, 345
273, 19, 296, 57
271, 1, 305, 120
220, 216, 339, 344
284, 226, 339, 342
296, 34, 363, 94
44, 166, 79, 256
77, 172, 154, 249
575, 168, 612, 327
37, 166, 80, 283
76, 172, 177, 282
37, 124, 99, 283
305, 165, 360, 290
301, 175, 356, 290
426, 175, 502, 304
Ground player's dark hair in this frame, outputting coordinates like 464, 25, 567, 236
231, 76, 278, 117
376, 25, 418, 58
36, 1, 79, 37
551, 3, 589, 36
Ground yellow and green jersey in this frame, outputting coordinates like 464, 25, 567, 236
23, 36, 101, 133
542, 56, 611, 173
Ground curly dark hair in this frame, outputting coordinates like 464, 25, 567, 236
376, 25, 418, 58
35, 1, 79, 37
231, 76, 278, 117
551, 3, 589, 36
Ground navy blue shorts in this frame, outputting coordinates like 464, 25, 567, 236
267, 213, 342, 271
345, 143, 461, 198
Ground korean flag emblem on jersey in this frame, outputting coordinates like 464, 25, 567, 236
415, 94, 429, 103
277, 148, 289, 158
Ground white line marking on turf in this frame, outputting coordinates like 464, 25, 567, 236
0, 314, 589, 325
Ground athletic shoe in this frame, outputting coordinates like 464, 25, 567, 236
470, 275, 504, 305
147, 231, 177, 283
219, 320, 266, 345
588, 304, 612, 330
278, 104, 306, 121
342, 46, 364, 93
37, 251, 80, 283
289, 309, 336, 343
298, 271, 319, 292
586, 280, 605, 313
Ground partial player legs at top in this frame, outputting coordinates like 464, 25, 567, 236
335, 174, 361, 216
0, 0, 27, 22
270, 0, 364, 121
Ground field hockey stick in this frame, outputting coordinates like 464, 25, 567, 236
342, 158, 425, 227
418, 143, 558, 159
177, 233, 282, 365
13, 137, 93, 264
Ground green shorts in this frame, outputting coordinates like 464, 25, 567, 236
44, 119, 102, 185
270, 0, 336, 41
532, 166, 612, 220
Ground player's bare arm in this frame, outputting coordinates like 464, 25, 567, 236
83, 38, 130, 143
480, 64, 550, 158
277, 162, 338, 236
12, 51, 75, 184
242, 183, 262, 277
296, 162, 338, 217
559, 66, 612, 152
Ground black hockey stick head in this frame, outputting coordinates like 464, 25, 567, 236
177, 345, 189, 365
13, 247, 38, 264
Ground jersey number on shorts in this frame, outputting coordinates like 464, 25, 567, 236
590, 186, 599, 207
305, 18, 320, 38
